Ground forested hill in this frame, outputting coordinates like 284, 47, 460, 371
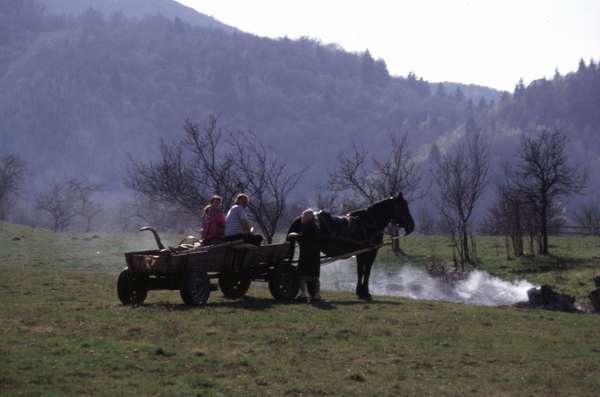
38, 0, 234, 31
490, 60, 600, 139
0, 0, 500, 195
474, 59, 600, 196
2, 0, 599, 202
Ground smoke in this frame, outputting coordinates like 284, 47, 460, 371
320, 260, 536, 306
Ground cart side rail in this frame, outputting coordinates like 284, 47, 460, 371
237, 242, 291, 270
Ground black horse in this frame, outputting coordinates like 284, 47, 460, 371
288, 193, 414, 300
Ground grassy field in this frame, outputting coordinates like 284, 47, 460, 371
1, 222, 600, 396
381, 233, 600, 303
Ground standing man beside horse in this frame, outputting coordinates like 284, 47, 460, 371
288, 193, 414, 300
287, 209, 322, 303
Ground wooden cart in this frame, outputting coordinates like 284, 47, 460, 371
117, 231, 298, 306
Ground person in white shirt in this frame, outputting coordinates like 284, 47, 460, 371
224, 193, 263, 246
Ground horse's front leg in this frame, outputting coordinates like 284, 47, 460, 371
357, 250, 378, 300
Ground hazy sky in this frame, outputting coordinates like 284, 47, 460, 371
177, 0, 600, 91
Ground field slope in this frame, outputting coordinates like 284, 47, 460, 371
1, 223, 600, 396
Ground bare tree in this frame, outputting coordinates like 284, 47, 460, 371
574, 199, 600, 235
0, 154, 26, 220
126, 116, 243, 218
482, 184, 529, 257
434, 131, 489, 267
315, 189, 338, 212
136, 195, 194, 232
328, 133, 423, 251
329, 133, 423, 203
416, 205, 437, 235
183, 116, 239, 207
127, 142, 206, 214
115, 201, 136, 232
127, 114, 304, 241
508, 129, 587, 254
69, 180, 102, 232
230, 132, 303, 243
35, 181, 80, 232
113, 198, 175, 233
329, 143, 376, 203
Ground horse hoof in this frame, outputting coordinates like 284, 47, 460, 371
357, 293, 372, 301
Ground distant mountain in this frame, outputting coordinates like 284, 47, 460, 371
0, 2, 479, 195
432, 82, 504, 104
2, 0, 598, 216
38, 0, 235, 31
429, 60, 600, 216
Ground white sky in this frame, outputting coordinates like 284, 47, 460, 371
177, 0, 600, 91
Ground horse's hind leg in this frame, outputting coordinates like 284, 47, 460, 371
356, 259, 365, 298
357, 250, 378, 300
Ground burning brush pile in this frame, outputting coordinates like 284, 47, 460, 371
322, 260, 534, 306
521, 277, 600, 314
423, 264, 600, 313
321, 260, 600, 314
424, 264, 600, 314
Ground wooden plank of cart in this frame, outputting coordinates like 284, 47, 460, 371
116, 227, 386, 306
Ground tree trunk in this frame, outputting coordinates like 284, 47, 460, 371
540, 198, 549, 255
461, 226, 470, 264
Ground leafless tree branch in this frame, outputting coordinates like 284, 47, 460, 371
126, 115, 305, 239
507, 129, 587, 254
328, 133, 423, 205
0, 154, 26, 220
434, 131, 489, 267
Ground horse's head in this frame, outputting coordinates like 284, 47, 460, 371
391, 192, 415, 235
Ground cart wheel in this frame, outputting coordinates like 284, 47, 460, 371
269, 267, 299, 301
180, 270, 210, 306
117, 269, 148, 305
219, 274, 251, 299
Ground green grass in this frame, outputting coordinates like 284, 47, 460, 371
1, 222, 600, 396
382, 234, 600, 302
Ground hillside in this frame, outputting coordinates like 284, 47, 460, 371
1, 1, 599, 228
0, 0, 486, 196
38, 0, 234, 31
1, 224, 600, 396
484, 60, 600, 203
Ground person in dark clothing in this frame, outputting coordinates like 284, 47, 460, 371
287, 209, 322, 302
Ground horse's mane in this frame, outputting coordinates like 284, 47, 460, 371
367, 197, 393, 211
333, 197, 395, 233
363, 197, 396, 221
346, 197, 392, 216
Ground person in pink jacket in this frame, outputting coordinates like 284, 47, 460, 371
201, 195, 226, 245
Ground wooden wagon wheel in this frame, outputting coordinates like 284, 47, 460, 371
268, 266, 299, 301
180, 270, 210, 306
219, 274, 251, 299
117, 269, 148, 305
